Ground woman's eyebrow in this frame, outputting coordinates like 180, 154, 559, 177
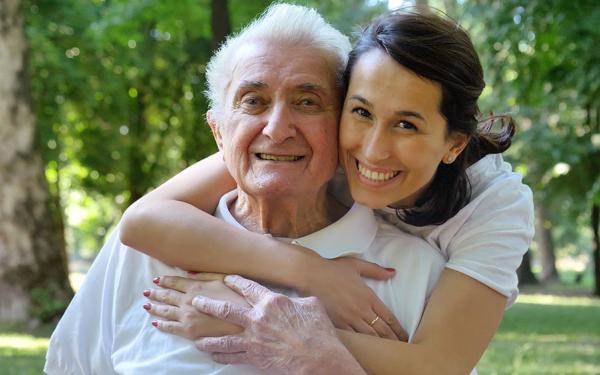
349, 95, 372, 106
395, 110, 425, 121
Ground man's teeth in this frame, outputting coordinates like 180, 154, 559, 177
258, 153, 302, 161
358, 162, 400, 182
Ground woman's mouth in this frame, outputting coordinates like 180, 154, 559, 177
357, 161, 400, 182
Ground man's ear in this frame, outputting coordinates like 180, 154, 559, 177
207, 110, 224, 152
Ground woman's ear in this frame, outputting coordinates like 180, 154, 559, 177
443, 133, 469, 164
207, 110, 224, 152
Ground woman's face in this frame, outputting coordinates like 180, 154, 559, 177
339, 49, 467, 209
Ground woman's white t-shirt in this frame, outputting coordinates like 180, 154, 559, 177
331, 154, 534, 307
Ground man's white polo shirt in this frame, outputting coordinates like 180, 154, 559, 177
45, 191, 445, 374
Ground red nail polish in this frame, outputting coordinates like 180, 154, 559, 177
151, 320, 158, 327
143, 303, 151, 311
153, 277, 160, 284
385, 267, 396, 272
143, 289, 150, 297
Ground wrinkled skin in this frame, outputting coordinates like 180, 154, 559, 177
146, 274, 365, 374
193, 275, 366, 374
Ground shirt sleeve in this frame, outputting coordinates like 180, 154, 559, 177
44, 228, 122, 375
444, 174, 534, 308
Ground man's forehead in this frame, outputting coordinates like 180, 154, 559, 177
229, 42, 336, 91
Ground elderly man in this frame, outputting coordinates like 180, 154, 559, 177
45, 4, 444, 374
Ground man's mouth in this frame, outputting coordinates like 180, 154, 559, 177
257, 153, 303, 162
357, 161, 400, 182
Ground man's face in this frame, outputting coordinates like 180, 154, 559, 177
209, 42, 340, 199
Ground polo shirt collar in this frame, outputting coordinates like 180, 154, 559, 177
215, 190, 378, 259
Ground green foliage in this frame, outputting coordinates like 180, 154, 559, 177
24, 0, 388, 258
460, 0, 600, 260
28, 288, 69, 323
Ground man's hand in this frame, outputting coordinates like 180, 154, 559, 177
192, 275, 366, 375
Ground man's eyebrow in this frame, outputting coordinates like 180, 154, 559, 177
349, 95, 426, 121
238, 80, 268, 90
297, 83, 327, 94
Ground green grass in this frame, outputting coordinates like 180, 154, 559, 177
478, 294, 600, 374
1, 294, 599, 374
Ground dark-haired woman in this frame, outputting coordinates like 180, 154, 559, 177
120, 10, 533, 374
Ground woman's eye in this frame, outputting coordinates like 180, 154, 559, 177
395, 120, 417, 130
352, 107, 371, 118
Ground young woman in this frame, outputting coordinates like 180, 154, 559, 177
120, 8, 533, 374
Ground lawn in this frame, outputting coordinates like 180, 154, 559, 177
1, 294, 599, 374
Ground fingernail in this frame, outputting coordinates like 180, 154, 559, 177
143, 289, 150, 297
151, 320, 158, 327
143, 303, 151, 311
153, 277, 160, 284
385, 267, 396, 272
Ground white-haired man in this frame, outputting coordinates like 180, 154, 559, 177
45, 4, 445, 374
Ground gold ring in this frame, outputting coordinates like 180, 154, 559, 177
368, 315, 380, 326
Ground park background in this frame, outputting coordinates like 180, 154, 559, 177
1, 0, 599, 374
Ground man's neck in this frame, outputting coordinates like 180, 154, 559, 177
231, 187, 346, 238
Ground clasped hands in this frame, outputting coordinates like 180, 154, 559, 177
143, 257, 407, 371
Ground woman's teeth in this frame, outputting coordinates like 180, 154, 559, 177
358, 162, 400, 182
258, 153, 301, 161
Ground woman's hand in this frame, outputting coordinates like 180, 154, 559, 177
143, 272, 250, 339
193, 275, 366, 375
296, 256, 408, 341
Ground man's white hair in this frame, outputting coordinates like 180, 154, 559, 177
205, 3, 351, 115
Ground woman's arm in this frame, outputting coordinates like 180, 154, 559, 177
120, 152, 316, 288
338, 269, 506, 374
192, 271, 505, 375
120, 152, 404, 339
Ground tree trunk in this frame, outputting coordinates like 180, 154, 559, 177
517, 250, 537, 285
592, 203, 600, 296
211, 0, 230, 51
0, 0, 73, 323
535, 203, 559, 281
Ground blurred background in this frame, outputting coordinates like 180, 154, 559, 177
1, 0, 599, 374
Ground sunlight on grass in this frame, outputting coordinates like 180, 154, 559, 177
517, 294, 600, 307
0, 332, 49, 375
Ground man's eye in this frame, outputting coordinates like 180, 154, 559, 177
351, 107, 371, 118
242, 96, 262, 106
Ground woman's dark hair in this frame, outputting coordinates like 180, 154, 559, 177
342, 10, 515, 226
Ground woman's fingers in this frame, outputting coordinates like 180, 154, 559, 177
349, 319, 378, 337
151, 319, 186, 337
145, 288, 184, 306
186, 272, 226, 282
192, 296, 250, 327
372, 302, 408, 342
154, 275, 201, 293
144, 302, 180, 321
334, 257, 395, 281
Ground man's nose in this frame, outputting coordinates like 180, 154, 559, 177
262, 103, 296, 143
363, 124, 391, 162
